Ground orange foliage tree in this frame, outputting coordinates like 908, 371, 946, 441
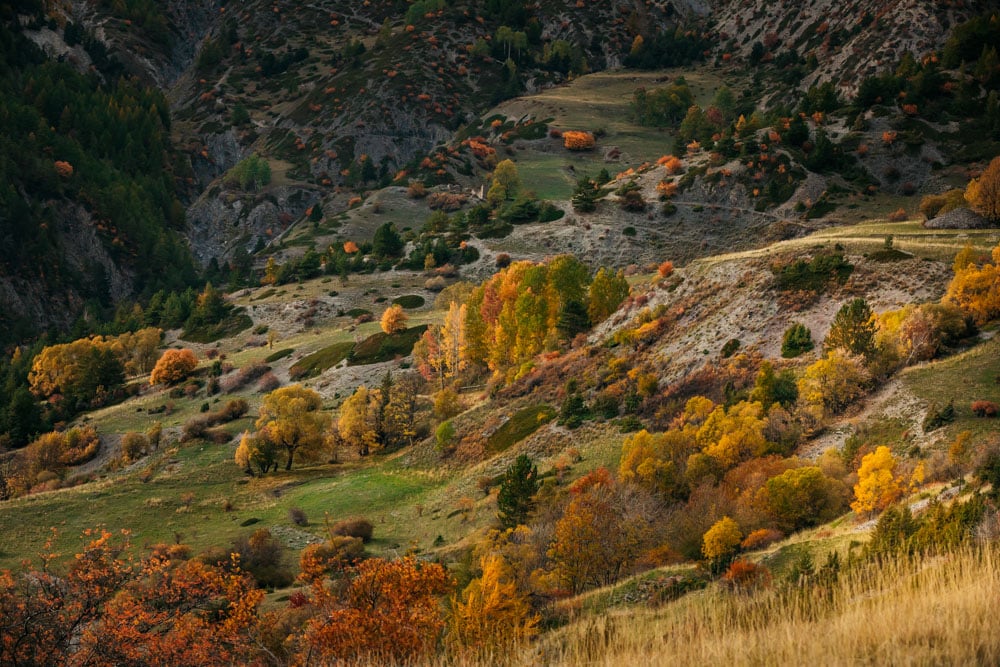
0, 529, 264, 667
945, 242, 1000, 325
548, 469, 657, 594
300, 556, 453, 664
965, 155, 1000, 222
150, 348, 198, 386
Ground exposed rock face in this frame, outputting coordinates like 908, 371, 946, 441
924, 207, 991, 229
185, 185, 319, 265
0, 203, 132, 334
710, 0, 980, 95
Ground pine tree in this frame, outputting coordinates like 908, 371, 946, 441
497, 455, 539, 529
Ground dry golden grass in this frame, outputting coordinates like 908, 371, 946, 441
538, 546, 1000, 666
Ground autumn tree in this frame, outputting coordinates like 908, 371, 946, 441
965, 155, 1000, 221
255, 384, 329, 470
29, 337, 125, 405
439, 301, 469, 383
338, 385, 377, 456
798, 349, 871, 419
462, 256, 593, 382
587, 267, 629, 324
447, 554, 538, 658
619, 429, 692, 500
235, 431, 279, 475
111, 327, 162, 376
0, 529, 265, 667
300, 556, 453, 664
851, 445, 902, 516
382, 374, 419, 449
497, 454, 539, 529
697, 400, 770, 470
149, 348, 198, 386
487, 159, 521, 205
825, 298, 877, 358
380, 304, 408, 334
702, 516, 742, 572
763, 466, 847, 532
945, 242, 1000, 325
549, 469, 658, 594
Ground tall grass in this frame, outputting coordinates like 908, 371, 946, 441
539, 546, 1000, 666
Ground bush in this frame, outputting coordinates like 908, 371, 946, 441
425, 276, 447, 291
972, 400, 998, 417
886, 208, 908, 222
563, 130, 596, 150
289, 507, 308, 526
222, 362, 271, 392
258, 372, 281, 392
435, 420, 455, 450
120, 431, 148, 463
740, 528, 784, 551
392, 294, 425, 309
781, 323, 814, 358
923, 401, 955, 432
232, 528, 293, 588
919, 189, 966, 219
330, 518, 374, 543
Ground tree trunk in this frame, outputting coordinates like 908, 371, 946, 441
285, 446, 295, 471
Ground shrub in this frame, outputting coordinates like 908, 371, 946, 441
289, 507, 308, 526
919, 189, 966, 219
722, 559, 771, 592
563, 130, 596, 150
781, 322, 814, 357
223, 362, 271, 392
181, 417, 209, 442
257, 372, 281, 392
425, 276, 447, 291
433, 388, 463, 421
330, 518, 374, 543
721, 338, 741, 358
740, 528, 784, 551
495, 253, 512, 268
886, 207, 908, 222
232, 528, 293, 588
120, 431, 148, 463
657, 261, 674, 278
407, 180, 427, 198
435, 420, 455, 450
972, 400, 999, 417
923, 401, 955, 433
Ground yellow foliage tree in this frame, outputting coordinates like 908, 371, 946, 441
380, 304, 408, 334
945, 243, 1000, 325
697, 401, 769, 469
338, 385, 377, 456
965, 155, 1000, 221
702, 516, 742, 568
851, 445, 902, 516
256, 384, 329, 470
447, 554, 538, 658
797, 349, 870, 419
